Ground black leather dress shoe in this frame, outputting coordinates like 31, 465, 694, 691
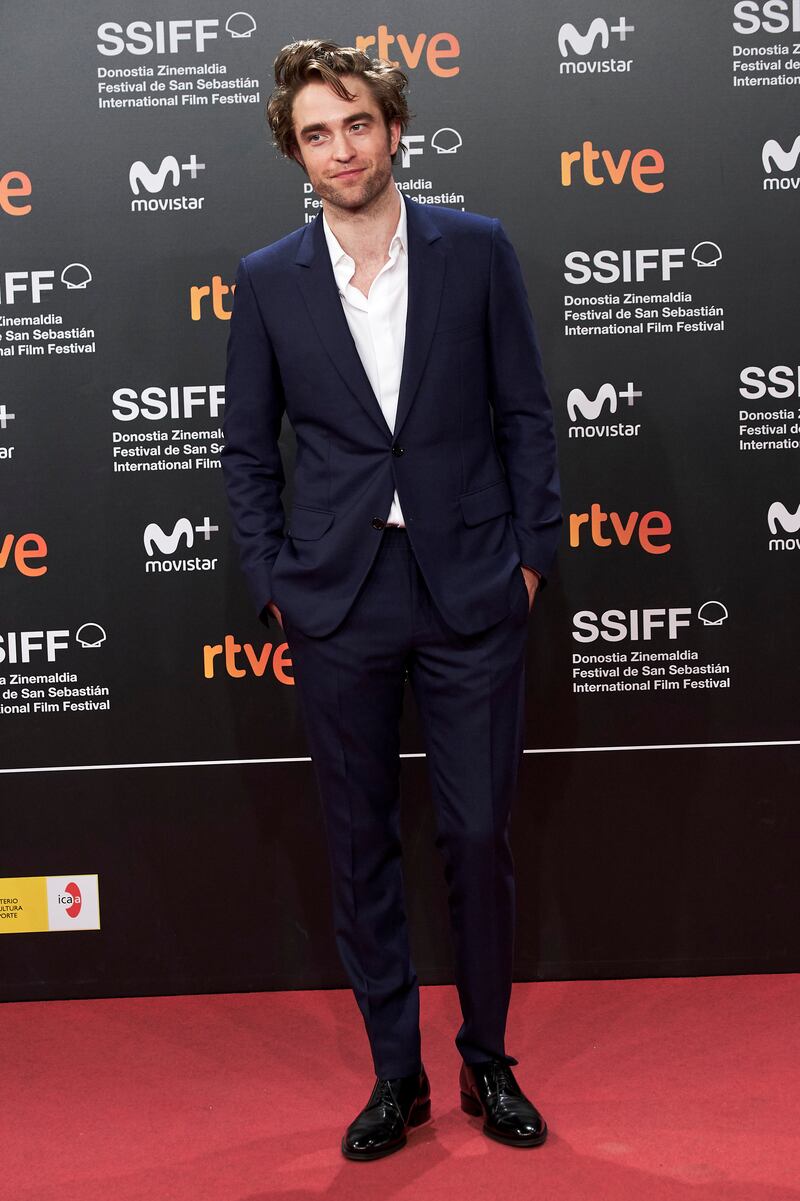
341, 1065, 431, 1160
460, 1058, 547, 1147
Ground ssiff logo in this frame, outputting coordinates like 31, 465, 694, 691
564, 243, 722, 284
733, 2, 800, 34
762, 136, 800, 190
396, 127, 463, 166
558, 16, 635, 74
0, 265, 92, 304
739, 364, 800, 399
572, 602, 729, 642
567, 381, 642, 439
129, 154, 206, 211
0, 625, 106, 664
112, 384, 226, 421
767, 501, 800, 549
97, 15, 257, 56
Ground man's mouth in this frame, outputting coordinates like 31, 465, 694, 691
333, 168, 364, 179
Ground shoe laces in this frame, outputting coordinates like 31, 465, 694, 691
375, 1077, 401, 1111
489, 1061, 517, 1102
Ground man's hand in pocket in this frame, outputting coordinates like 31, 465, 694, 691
267, 600, 284, 630
521, 566, 541, 612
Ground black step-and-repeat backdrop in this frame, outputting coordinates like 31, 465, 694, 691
2, 2, 799, 993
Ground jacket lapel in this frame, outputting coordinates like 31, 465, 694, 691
394, 196, 446, 438
294, 194, 446, 442
294, 215, 392, 439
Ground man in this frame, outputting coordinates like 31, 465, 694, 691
221, 39, 563, 1160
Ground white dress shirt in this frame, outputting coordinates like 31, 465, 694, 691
322, 188, 407, 526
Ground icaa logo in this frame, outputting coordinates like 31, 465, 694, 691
58, 882, 82, 918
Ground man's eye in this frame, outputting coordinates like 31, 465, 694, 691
351, 123, 366, 132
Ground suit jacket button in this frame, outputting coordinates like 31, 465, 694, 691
392, 445, 404, 457
371, 517, 385, 530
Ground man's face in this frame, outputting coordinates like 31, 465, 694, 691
290, 74, 401, 211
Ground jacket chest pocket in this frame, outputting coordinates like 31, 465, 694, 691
433, 319, 485, 346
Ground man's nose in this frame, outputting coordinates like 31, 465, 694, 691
331, 132, 356, 159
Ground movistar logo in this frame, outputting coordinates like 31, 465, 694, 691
567, 382, 641, 421
768, 501, 800, 535
129, 154, 205, 195
144, 518, 194, 555
558, 16, 634, 57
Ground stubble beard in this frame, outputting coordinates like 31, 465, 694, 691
315, 154, 394, 215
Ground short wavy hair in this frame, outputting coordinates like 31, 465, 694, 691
267, 38, 412, 170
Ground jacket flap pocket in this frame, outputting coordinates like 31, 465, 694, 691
459, 479, 512, 526
287, 504, 334, 540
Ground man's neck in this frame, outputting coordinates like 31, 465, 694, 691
322, 179, 402, 264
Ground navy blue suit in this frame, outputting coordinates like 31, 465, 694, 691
222, 195, 562, 1077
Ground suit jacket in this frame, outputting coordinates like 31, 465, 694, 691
221, 194, 562, 638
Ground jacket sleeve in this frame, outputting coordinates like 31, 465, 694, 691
220, 256, 287, 625
487, 219, 563, 588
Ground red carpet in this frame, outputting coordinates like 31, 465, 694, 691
3, 974, 799, 1201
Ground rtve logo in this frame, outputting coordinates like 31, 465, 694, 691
762, 136, 800, 190
0, 530, 47, 576
739, 364, 800, 398
567, 381, 642, 439
203, 635, 294, 684
1, 170, 32, 217
354, 25, 460, 76
733, 1, 800, 34
129, 154, 206, 212
569, 505, 671, 553
564, 243, 722, 284
97, 15, 258, 56
561, 142, 664, 192
58, 883, 82, 919
189, 277, 234, 320
767, 501, 800, 549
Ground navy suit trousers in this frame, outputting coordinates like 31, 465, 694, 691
283, 527, 530, 1078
